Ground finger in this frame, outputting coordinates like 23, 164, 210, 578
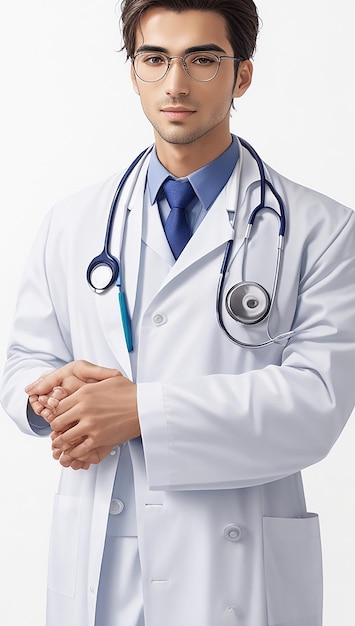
39, 407, 59, 423
57, 438, 93, 461
52, 448, 62, 461
28, 396, 46, 416
25, 363, 74, 395
32, 387, 67, 416
51, 425, 86, 450
57, 450, 92, 470
28, 396, 56, 423
55, 445, 113, 468
69, 460, 91, 471
40, 397, 57, 411
49, 386, 84, 425
52, 447, 77, 461
39, 388, 67, 410
37, 397, 59, 415
78, 446, 114, 464
50, 429, 65, 442
52, 386, 68, 400
50, 430, 64, 442
58, 452, 76, 468
52, 435, 85, 452
53, 446, 84, 463
51, 424, 79, 439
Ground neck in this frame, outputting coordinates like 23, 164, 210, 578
154, 130, 233, 177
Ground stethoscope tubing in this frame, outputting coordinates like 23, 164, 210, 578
87, 138, 291, 350
215, 138, 287, 348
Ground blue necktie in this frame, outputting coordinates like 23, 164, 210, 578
163, 177, 195, 259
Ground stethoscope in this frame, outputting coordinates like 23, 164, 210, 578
87, 138, 293, 351
216, 138, 294, 348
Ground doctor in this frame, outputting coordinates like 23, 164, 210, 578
2, 0, 355, 625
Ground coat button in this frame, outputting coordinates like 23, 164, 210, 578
226, 605, 242, 620
152, 312, 167, 326
223, 524, 243, 542
109, 498, 125, 515
227, 606, 237, 615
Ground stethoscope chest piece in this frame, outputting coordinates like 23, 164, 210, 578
225, 281, 271, 325
87, 250, 119, 294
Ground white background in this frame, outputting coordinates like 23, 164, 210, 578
0, 1, 354, 624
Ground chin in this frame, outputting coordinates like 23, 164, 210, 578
157, 127, 207, 146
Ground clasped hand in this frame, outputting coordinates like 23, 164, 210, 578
25, 360, 140, 470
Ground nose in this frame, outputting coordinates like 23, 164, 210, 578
164, 57, 190, 97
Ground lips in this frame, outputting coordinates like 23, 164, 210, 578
161, 107, 195, 121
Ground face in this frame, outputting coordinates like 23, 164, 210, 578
131, 8, 252, 170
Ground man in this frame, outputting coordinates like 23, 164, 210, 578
1, 1, 355, 625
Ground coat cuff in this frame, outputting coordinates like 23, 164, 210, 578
137, 382, 171, 490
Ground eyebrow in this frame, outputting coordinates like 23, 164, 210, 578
134, 44, 228, 55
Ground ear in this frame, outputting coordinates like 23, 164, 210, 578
233, 60, 253, 99
130, 63, 140, 95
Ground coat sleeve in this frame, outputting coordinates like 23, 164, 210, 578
138, 210, 355, 491
0, 212, 73, 436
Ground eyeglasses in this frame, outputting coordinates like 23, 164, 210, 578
132, 51, 240, 83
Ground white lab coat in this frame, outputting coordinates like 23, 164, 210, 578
2, 140, 355, 626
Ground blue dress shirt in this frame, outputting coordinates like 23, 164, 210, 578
147, 135, 239, 234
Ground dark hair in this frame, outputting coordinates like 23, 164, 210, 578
120, 0, 259, 60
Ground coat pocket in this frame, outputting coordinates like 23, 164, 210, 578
47, 494, 82, 598
263, 514, 322, 626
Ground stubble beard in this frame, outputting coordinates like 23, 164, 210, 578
153, 117, 228, 147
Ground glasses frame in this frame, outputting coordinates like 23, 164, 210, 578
132, 50, 241, 83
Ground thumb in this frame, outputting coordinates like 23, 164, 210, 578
72, 360, 122, 382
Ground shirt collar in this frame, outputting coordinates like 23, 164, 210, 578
147, 135, 239, 211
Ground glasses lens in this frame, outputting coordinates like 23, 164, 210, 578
133, 51, 221, 82
134, 53, 169, 82
184, 52, 219, 81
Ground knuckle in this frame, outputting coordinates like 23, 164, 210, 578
73, 359, 89, 374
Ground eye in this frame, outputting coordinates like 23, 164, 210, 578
190, 54, 217, 66
141, 54, 167, 65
